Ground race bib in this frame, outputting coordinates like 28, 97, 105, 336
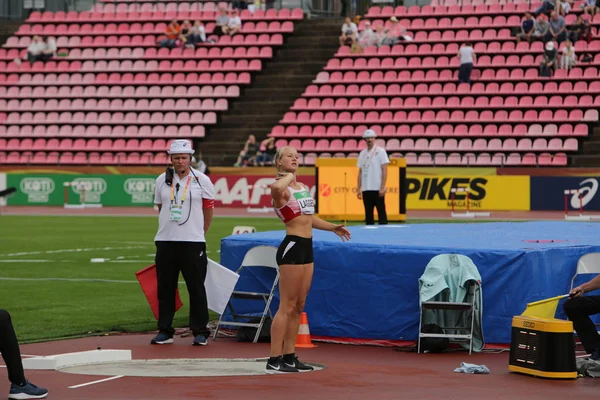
169, 204, 183, 221
294, 190, 315, 215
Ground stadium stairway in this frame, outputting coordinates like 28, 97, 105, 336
200, 17, 341, 166
0, 21, 23, 48
575, 125, 600, 166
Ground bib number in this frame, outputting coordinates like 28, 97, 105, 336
169, 204, 183, 221
294, 191, 315, 215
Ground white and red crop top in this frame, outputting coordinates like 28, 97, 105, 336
274, 185, 315, 223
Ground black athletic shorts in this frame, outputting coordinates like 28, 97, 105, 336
276, 235, 314, 266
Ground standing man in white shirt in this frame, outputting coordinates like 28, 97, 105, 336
152, 139, 215, 346
457, 42, 476, 84
357, 129, 389, 225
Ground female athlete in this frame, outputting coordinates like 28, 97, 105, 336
266, 146, 351, 374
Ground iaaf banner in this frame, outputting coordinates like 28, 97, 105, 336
530, 177, 600, 211
211, 174, 316, 209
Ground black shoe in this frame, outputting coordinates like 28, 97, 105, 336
265, 356, 299, 374
283, 355, 314, 372
590, 348, 600, 361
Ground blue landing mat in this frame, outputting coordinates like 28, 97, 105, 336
219, 221, 600, 345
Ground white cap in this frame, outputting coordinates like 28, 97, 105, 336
545, 41, 554, 51
363, 129, 377, 138
168, 139, 194, 154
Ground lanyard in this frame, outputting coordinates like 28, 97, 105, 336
170, 176, 192, 205
363, 146, 378, 170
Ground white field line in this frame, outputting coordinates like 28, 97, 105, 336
68, 375, 125, 389
0, 246, 150, 257
0, 277, 189, 284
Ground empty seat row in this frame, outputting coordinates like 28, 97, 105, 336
3, 33, 284, 48
269, 123, 588, 137
298, 151, 568, 166
1, 59, 262, 73
0, 137, 182, 151
2, 111, 217, 124
0, 124, 205, 138
0, 72, 252, 86
275, 137, 577, 152
25, 8, 303, 22
304, 81, 600, 97
0, 98, 228, 111
281, 109, 598, 124
314, 69, 600, 85
292, 95, 600, 111
15, 21, 294, 37
0, 151, 171, 165
336, 41, 600, 58
366, 3, 585, 18
327, 54, 600, 71
94, 1, 230, 10
0, 84, 240, 99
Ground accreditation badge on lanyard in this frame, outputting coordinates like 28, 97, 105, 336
362, 146, 378, 181
169, 176, 192, 222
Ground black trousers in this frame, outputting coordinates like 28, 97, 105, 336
0, 309, 26, 385
155, 241, 210, 337
458, 62, 473, 84
362, 190, 388, 225
563, 295, 600, 353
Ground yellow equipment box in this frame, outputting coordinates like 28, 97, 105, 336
509, 315, 577, 379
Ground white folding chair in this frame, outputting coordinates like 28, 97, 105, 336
570, 253, 600, 292
212, 245, 279, 343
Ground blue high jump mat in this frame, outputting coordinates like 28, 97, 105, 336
219, 221, 600, 345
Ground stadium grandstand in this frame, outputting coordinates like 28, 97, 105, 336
0, 0, 599, 167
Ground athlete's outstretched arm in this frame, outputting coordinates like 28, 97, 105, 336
312, 216, 351, 241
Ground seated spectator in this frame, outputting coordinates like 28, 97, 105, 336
560, 39, 576, 70
215, 9, 229, 36
386, 16, 410, 43
339, 17, 358, 46
234, 135, 258, 167
533, 14, 550, 41
358, 21, 378, 49
583, 0, 599, 16
180, 20, 193, 48
546, 11, 567, 43
540, 41, 558, 76
256, 137, 277, 166
573, 16, 594, 62
41, 36, 57, 61
159, 19, 181, 48
516, 12, 536, 42
558, 0, 573, 15
188, 20, 206, 46
535, 0, 556, 16
26, 35, 45, 63
222, 10, 241, 36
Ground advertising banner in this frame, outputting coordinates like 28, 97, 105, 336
530, 177, 600, 211
406, 175, 530, 211
315, 158, 407, 221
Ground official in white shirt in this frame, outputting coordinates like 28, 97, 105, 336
151, 139, 215, 346
357, 129, 390, 225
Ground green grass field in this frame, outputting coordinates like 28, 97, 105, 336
0, 214, 510, 343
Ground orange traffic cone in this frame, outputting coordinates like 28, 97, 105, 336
295, 312, 317, 348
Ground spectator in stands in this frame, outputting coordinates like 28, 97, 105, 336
192, 153, 210, 175
358, 21, 378, 49
583, 0, 599, 16
546, 11, 567, 43
535, 0, 557, 16
26, 35, 45, 63
516, 12, 536, 43
385, 16, 410, 44
160, 19, 181, 48
573, 16, 594, 62
569, 15, 589, 42
533, 14, 550, 41
223, 10, 242, 36
339, 17, 358, 46
540, 41, 558, 76
188, 20, 206, 46
457, 42, 476, 84
215, 9, 229, 36
234, 135, 259, 167
558, 0, 573, 16
180, 20, 193, 48
41, 36, 57, 61
256, 137, 277, 166
560, 39, 576, 70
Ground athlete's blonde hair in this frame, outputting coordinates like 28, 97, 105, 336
274, 146, 294, 171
